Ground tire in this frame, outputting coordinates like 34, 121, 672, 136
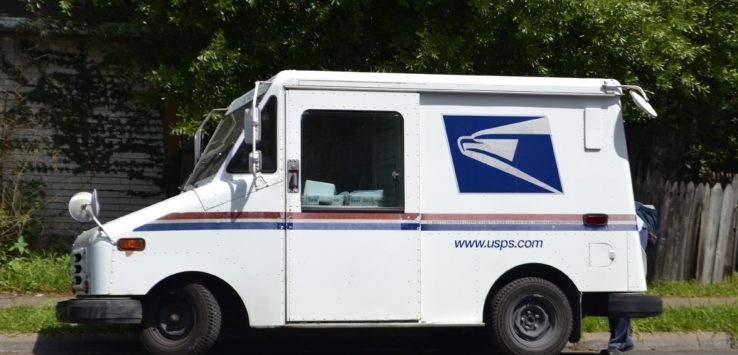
489, 277, 572, 355
138, 282, 222, 355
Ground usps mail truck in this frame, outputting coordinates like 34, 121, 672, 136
57, 71, 662, 355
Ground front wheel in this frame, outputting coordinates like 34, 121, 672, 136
489, 277, 572, 355
138, 282, 222, 355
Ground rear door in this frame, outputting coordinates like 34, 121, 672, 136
285, 90, 421, 322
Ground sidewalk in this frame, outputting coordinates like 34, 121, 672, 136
566, 331, 735, 352
0, 293, 69, 308
661, 296, 738, 307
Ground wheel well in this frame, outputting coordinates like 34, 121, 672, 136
483, 263, 582, 343
145, 272, 249, 331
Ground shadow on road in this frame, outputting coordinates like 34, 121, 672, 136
30, 327, 602, 354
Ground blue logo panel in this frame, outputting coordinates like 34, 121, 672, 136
443, 115, 562, 193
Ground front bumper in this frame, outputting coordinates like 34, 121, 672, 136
608, 293, 663, 318
56, 298, 142, 324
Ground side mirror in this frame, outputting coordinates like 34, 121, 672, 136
68, 189, 101, 223
606, 83, 658, 118
244, 108, 254, 139
90, 189, 100, 217
252, 82, 262, 144
249, 150, 262, 173
244, 107, 261, 144
629, 91, 658, 118
244, 107, 262, 173
245, 81, 265, 175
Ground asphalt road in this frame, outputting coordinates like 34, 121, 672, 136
1, 328, 736, 355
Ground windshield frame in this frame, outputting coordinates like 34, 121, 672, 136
182, 83, 271, 190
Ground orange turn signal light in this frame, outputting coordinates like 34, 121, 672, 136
117, 238, 146, 251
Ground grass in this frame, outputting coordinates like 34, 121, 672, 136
647, 273, 738, 297
0, 305, 67, 333
583, 304, 738, 336
0, 254, 71, 293
0, 305, 130, 334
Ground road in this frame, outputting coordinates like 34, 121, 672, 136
1, 328, 736, 355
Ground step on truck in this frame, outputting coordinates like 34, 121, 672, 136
57, 70, 663, 355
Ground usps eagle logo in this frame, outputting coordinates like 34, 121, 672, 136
443, 115, 563, 193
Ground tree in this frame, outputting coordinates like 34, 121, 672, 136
24, 0, 738, 180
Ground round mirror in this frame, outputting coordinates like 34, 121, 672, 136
630, 91, 658, 118
90, 189, 101, 217
68, 192, 93, 222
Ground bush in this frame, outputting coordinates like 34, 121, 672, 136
0, 52, 46, 262
0, 254, 71, 293
0, 179, 45, 262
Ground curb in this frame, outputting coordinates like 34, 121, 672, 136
662, 296, 738, 308
0, 295, 69, 308
565, 331, 734, 352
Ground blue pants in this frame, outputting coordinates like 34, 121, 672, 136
608, 317, 633, 350
607, 228, 648, 350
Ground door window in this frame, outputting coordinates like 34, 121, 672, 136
301, 110, 404, 210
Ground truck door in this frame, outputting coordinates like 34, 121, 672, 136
285, 90, 421, 322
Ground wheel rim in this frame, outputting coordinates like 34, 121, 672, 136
510, 294, 555, 344
156, 295, 195, 340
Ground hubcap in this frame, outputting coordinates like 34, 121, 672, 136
511, 295, 553, 342
157, 296, 194, 340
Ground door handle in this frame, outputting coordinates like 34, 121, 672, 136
287, 159, 299, 193
289, 172, 298, 192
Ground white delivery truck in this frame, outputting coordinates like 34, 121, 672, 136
57, 70, 662, 355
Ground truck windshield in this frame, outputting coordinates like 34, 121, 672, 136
183, 111, 242, 189
183, 84, 270, 189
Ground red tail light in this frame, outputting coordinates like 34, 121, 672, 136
583, 213, 608, 226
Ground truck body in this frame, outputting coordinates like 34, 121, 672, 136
58, 70, 662, 355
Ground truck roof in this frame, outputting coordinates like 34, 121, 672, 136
271, 70, 622, 97
227, 70, 624, 115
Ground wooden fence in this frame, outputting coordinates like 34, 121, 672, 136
634, 175, 738, 283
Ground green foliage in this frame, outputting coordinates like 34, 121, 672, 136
0, 254, 71, 293
8, 236, 30, 256
648, 274, 738, 297
0, 305, 62, 333
0, 181, 44, 262
584, 304, 738, 336
0, 305, 131, 334
25, 0, 738, 176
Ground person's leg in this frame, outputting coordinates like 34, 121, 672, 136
607, 317, 634, 351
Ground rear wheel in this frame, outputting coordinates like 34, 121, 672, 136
138, 282, 222, 355
490, 277, 572, 355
